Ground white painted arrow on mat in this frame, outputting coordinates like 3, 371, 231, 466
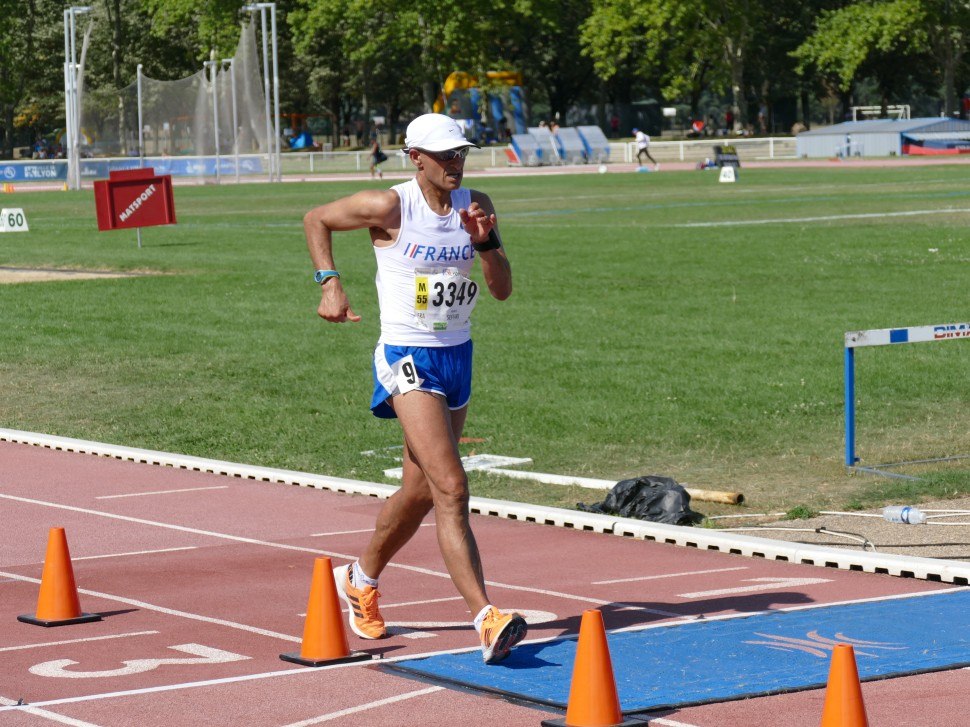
678, 577, 831, 599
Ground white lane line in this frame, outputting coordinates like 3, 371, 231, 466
311, 523, 433, 537
592, 566, 749, 585
0, 631, 158, 652
0, 570, 301, 644
650, 719, 703, 727
304, 595, 465, 617
380, 596, 465, 610
73, 547, 197, 561
96, 486, 229, 500
3, 588, 966, 714
0, 492, 355, 559
0, 493, 644, 611
280, 686, 445, 726
679, 577, 831, 599
672, 207, 970, 228
0, 697, 103, 726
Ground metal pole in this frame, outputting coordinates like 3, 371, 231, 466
68, 7, 93, 190
63, 11, 73, 189
206, 61, 220, 184
224, 59, 239, 183
844, 345, 856, 467
269, 3, 280, 182
137, 64, 144, 166
259, 8, 272, 182
70, 9, 81, 190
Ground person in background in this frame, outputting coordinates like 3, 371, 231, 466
633, 128, 659, 170
369, 135, 386, 179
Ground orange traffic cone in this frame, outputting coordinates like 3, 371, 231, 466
18, 527, 101, 627
542, 609, 640, 727
820, 644, 869, 727
280, 557, 371, 667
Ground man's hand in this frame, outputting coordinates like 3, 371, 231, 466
459, 202, 496, 243
317, 279, 361, 323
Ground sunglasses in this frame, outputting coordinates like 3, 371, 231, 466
420, 148, 469, 162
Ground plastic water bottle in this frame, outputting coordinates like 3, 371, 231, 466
882, 506, 926, 525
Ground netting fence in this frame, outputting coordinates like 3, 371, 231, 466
71, 20, 275, 186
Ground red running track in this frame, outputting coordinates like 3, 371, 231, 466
0, 440, 966, 726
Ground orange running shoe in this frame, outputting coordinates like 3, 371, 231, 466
334, 563, 386, 639
480, 607, 528, 664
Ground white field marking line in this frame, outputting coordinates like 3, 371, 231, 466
609, 584, 970, 635
95, 486, 229, 499
0, 492, 355, 558
310, 528, 373, 536
672, 207, 970, 228
0, 570, 301, 644
0, 493, 652, 611
0, 698, 103, 727
650, 719, 702, 727
482, 579, 686, 618
680, 576, 831, 599
592, 566, 749, 585
8, 428, 970, 585
0, 643, 479, 713
73, 547, 197, 561
280, 686, 445, 727
310, 523, 433, 538
0, 631, 158, 653
5, 587, 965, 715
380, 595, 465, 610
305, 595, 465, 616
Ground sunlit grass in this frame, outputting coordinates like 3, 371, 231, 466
1, 164, 967, 514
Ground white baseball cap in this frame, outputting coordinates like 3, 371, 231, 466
403, 113, 479, 152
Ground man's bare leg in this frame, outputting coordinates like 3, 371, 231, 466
375, 390, 489, 615
357, 395, 467, 580
357, 442, 435, 578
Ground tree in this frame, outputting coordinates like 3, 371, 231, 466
793, 0, 931, 116
923, 0, 970, 115
581, 0, 766, 130
0, 0, 63, 158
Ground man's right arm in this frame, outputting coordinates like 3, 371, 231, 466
304, 190, 398, 323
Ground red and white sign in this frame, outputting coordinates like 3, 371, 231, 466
94, 167, 176, 231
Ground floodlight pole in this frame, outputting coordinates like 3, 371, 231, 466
63, 6, 92, 190
243, 3, 280, 182
204, 60, 221, 184
137, 64, 144, 166
223, 59, 239, 183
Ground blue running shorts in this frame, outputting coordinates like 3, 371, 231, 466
371, 340, 473, 419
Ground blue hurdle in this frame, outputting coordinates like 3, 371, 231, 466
844, 322, 970, 478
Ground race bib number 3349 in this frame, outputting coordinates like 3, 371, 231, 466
414, 267, 478, 332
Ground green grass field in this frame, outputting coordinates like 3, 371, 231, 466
1, 164, 968, 518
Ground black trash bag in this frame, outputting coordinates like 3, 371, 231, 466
577, 475, 703, 526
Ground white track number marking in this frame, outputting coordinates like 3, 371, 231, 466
29, 643, 250, 679
679, 577, 831, 599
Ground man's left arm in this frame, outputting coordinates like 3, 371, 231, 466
461, 191, 512, 301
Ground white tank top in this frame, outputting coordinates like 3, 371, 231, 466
374, 178, 478, 346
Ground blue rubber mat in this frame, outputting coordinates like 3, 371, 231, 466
387, 589, 970, 712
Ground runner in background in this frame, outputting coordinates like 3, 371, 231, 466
633, 127, 659, 170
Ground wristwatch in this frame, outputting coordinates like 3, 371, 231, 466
472, 229, 502, 252
314, 269, 340, 284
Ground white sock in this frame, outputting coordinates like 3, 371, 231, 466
352, 561, 378, 589
473, 604, 494, 633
